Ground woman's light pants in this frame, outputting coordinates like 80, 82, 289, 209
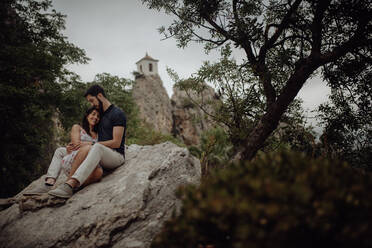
46, 147, 67, 180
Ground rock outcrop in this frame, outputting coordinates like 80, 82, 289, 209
132, 75, 173, 134
132, 74, 219, 145
0, 142, 201, 248
171, 84, 219, 146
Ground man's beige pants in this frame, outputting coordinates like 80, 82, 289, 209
72, 143, 125, 185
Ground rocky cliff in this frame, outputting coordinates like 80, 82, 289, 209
171, 84, 219, 146
133, 75, 218, 145
132, 75, 173, 134
0, 142, 201, 248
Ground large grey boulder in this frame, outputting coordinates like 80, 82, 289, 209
0, 142, 201, 248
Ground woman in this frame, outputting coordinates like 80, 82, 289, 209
60, 107, 103, 186
24, 107, 102, 195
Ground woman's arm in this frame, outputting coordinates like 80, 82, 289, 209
67, 124, 82, 152
70, 124, 81, 145
71, 124, 97, 147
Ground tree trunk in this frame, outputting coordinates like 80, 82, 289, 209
235, 58, 321, 161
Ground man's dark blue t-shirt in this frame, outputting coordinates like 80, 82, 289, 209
98, 104, 126, 157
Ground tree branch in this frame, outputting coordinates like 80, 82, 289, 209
236, 56, 320, 161
188, 26, 229, 47
272, 34, 312, 48
319, 23, 370, 64
256, 65, 276, 107
264, 24, 280, 43
253, 0, 303, 107
202, 11, 257, 65
259, 0, 303, 61
311, 0, 331, 55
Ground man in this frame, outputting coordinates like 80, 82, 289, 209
48, 84, 126, 198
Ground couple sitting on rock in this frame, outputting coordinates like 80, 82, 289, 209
24, 85, 127, 198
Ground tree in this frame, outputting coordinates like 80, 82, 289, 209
0, 0, 88, 197
58, 74, 90, 136
318, 47, 372, 168
170, 45, 316, 157
142, 0, 372, 160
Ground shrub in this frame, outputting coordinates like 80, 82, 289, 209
151, 151, 372, 248
190, 128, 233, 177
127, 123, 184, 147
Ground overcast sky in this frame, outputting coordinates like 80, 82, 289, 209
52, 0, 330, 130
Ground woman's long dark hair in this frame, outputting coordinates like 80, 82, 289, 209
82, 106, 99, 137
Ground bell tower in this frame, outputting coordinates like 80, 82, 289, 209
135, 53, 159, 76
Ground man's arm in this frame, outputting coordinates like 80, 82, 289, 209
98, 126, 124, 148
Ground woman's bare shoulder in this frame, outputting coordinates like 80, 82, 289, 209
71, 124, 83, 131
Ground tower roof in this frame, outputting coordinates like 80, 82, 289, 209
136, 53, 159, 64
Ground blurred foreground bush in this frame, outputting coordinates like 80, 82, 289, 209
151, 151, 372, 248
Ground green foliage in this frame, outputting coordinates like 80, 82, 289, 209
318, 51, 372, 168
127, 123, 184, 147
181, 98, 195, 109
0, 0, 88, 197
0, 85, 56, 197
189, 128, 233, 176
58, 75, 90, 132
266, 99, 317, 156
151, 151, 372, 248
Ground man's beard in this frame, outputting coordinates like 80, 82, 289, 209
97, 98, 104, 115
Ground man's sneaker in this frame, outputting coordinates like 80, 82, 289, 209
48, 183, 73, 199
23, 183, 53, 196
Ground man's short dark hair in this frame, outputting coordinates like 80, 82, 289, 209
84, 84, 106, 97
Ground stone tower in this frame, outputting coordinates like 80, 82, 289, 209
135, 53, 159, 76
132, 54, 173, 133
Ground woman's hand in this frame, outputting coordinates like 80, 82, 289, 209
66, 142, 81, 154
66, 143, 73, 154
